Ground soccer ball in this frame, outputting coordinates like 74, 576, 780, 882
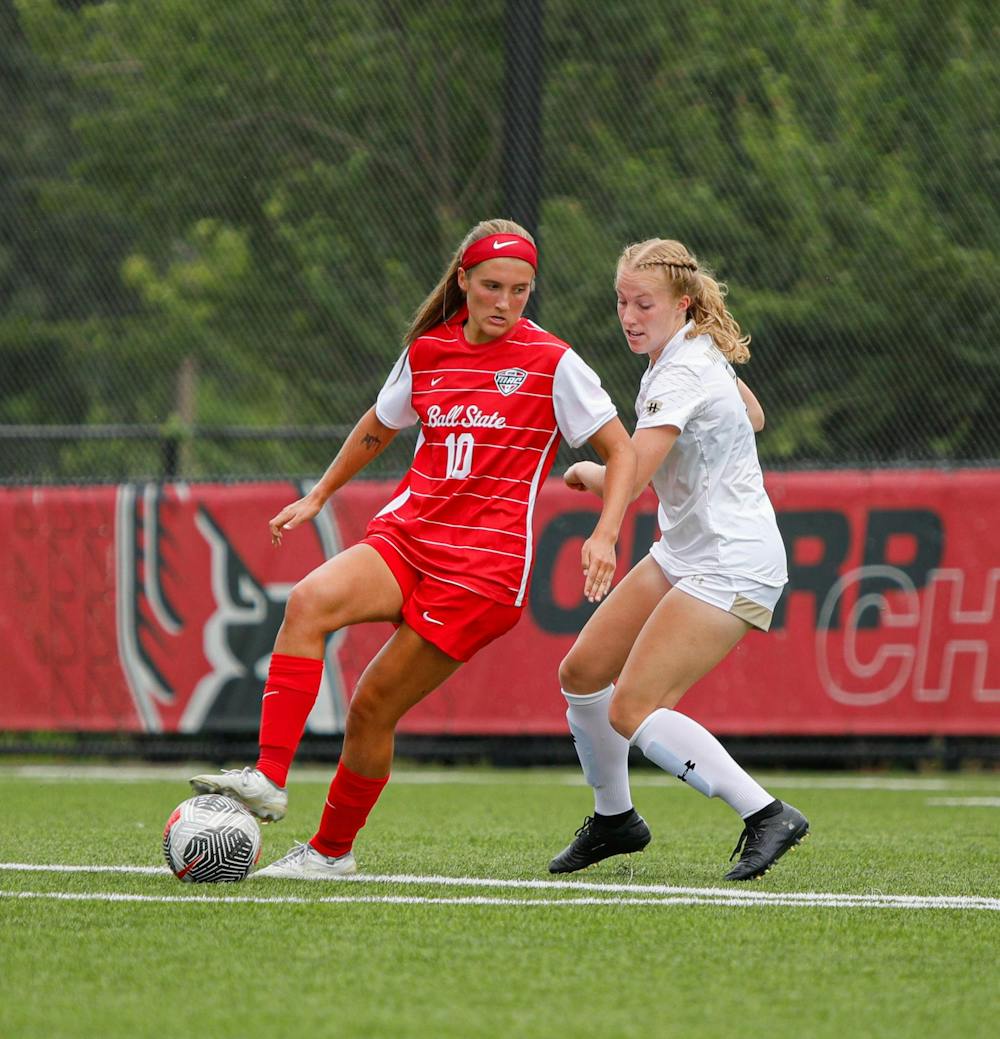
163, 794, 262, 883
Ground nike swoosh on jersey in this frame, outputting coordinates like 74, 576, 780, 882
431, 377, 444, 386
421, 610, 445, 626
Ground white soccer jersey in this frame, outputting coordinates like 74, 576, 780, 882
367, 315, 617, 606
634, 322, 787, 586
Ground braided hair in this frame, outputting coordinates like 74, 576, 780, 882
617, 239, 750, 364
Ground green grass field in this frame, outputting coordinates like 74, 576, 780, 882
1, 763, 998, 1039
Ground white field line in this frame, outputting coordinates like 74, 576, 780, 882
5, 889, 995, 910
926, 797, 1000, 807
1, 863, 997, 912
0, 764, 988, 793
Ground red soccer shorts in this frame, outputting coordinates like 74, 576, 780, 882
361, 534, 523, 662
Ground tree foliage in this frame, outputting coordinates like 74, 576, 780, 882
3, 0, 999, 479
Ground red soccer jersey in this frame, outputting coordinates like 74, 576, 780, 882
366, 315, 616, 606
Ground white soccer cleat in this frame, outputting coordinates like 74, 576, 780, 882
188, 766, 288, 823
251, 842, 357, 880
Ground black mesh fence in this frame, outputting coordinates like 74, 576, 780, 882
3, 0, 999, 483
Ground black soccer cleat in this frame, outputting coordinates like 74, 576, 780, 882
548, 812, 652, 874
724, 801, 809, 881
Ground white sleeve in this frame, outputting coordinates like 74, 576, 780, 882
374, 349, 418, 429
635, 363, 707, 433
552, 350, 618, 448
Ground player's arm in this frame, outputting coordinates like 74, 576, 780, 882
576, 417, 636, 602
630, 425, 679, 499
269, 407, 399, 545
736, 377, 765, 432
566, 424, 678, 504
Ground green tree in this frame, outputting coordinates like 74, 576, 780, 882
0, 0, 135, 418
542, 0, 1000, 462
15, 0, 510, 439
6, 0, 1000, 479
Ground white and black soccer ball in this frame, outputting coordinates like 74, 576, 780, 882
163, 794, 262, 883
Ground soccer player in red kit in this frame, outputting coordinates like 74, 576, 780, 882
191, 218, 637, 879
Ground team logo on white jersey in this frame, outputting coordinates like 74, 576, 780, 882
646, 399, 663, 414
495, 367, 528, 396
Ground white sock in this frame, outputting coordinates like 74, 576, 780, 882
630, 708, 773, 818
563, 685, 633, 816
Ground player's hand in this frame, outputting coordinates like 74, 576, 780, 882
581, 533, 616, 603
563, 462, 587, 492
268, 493, 325, 547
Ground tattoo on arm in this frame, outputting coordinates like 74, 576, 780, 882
361, 433, 382, 451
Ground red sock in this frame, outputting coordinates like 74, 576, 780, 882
255, 653, 324, 787
310, 761, 390, 858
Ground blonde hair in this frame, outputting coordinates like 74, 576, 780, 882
404, 218, 536, 345
616, 239, 750, 364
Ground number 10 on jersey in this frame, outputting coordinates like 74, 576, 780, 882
444, 432, 474, 479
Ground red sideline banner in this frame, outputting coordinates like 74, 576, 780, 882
1, 472, 998, 737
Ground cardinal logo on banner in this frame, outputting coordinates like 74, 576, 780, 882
115, 482, 348, 735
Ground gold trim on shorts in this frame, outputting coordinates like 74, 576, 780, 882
731, 594, 773, 632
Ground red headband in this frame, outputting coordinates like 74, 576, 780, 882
460, 233, 538, 271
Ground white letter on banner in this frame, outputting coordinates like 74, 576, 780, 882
817, 565, 919, 706
913, 568, 1000, 703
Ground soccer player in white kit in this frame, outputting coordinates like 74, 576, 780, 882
190, 218, 637, 879
548, 237, 809, 881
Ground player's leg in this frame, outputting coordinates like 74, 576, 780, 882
190, 543, 406, 819
254, 625, 462, 879
560, 554, 672, 695
549, 557, 670, 873
612, 587, 807, 880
